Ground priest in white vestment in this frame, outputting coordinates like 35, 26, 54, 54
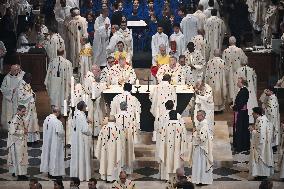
259, 88, 280, 147
70, 101, 92, 181
180, 10, 198, 45
0, 40, 6, 74
150, 74, 177, 140
194, 5, 207, 30
204, 0, 220, 18
1, 65, 25, 129
158, 110, 188, 180
44, 49, 72, 109
93, 20, 110, 67
235, 61, 258, 123
223, 36, 248, 102
83, 65, 106, 136
191, 30, 206, 58
100, 56, 115, 84
190, 110, 213, 185
115, 102, 136, 174
43, 26, 65, 60
7, 105, 28, 180
118, 21, 133, 61
156, 56, 184, 85
151, 25, 169, 58
204, 9, 225, 60
40, 107, 65, 177
95, 117, 122, 182
193, 82, 214, 131
112, 171, 136, 189
250, 107, 274, 179
15, 73, 40, 143
54, 0, 71, 44
108, 56, 136, 85
184, 42, 206, 82
179, 55, 195, 86
110, 83, 141, 126
169, 23, 185, 59
205, 49, 227, 111
106, 25, 124, 56
79, 38, 93, 82
94, 8, 110, 31
67, 8, 88, 67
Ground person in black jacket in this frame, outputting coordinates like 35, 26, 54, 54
231, 77, 250, 152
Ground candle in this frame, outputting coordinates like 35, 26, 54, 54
63, 99, 67, 116
70, 76, 75, 107
71, 76, 74, 93
190, 55, 193, 63
136, 79, 139, 86
91, 83, 96, 99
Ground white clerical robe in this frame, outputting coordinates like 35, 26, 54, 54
118, 28, 133, 59
94, 15, 110, 31
190, 119, 213, 185
83, 71, 106, 135
151, 32, 169, 57
54, 6, 71, 52
191, 35, 206, 58
44, 33, 65, 60
112, 179, 136, 189
158, 120, 188, 180
7, 114, 28, 176
180, 14, 199, 45
95, 122, 122, 181
199, 0, 220, 10
150, 81, 177, 130
0, 72, 24, 129
93, 25, 110, 67
156, 63, 185, 85
40, 114, 65, 176
235, 65, 258, 123
16, 80, 40, 143
70, 110, 92, 181
204, 7, 220, 18
193, 10, 207, 30
205, 57, 227, 111
194, 84, 214, 130
44, 56, 72, 109
260, 93, 280, 146
106, 32, 124, 56
108, 64, 136, 84
250, 115, 274, 177
79, 43, 93, 82
181, 65, 195, 85
115, 111, 136, 173
110, 91, 141, 127
184, 50, 206, 82
100, 66, 111, 84
17, 33, 29, 51
222, 45, 248, 102
68, 15, 88, 67
262, 5, 277, 44
204, 16, 225, 60
169, 31, 186, 58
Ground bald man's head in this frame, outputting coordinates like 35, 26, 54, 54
10, 64, 20, 75
52, 106, 61, 117
176, 168, 185, 177
119, 171, 127, 184
91, 65, 101, 78
213, 49, 221, 57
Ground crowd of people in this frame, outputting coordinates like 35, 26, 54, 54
0, 0, 284, 188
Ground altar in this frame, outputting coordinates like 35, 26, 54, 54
103, 85, 194, 132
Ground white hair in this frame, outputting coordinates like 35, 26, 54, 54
229, 36, 236, 45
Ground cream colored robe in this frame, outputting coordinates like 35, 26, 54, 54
7, 114, 28, 176
222, 45, 247, 102
95, 122, 122, 181
108, 64, 136, 84
16, 80, 40, 143
205, 57, 227, 111
44, 56, 73, 109
158, 120, 188, 180
250, 115, 274, 177
156, 63, 185, 85
184, 49, 206, 82
44, 33, 65, 60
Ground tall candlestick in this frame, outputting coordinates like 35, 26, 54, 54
63, 99, 67, 116
70, 76, 75, 107
136, 79, 139, 86
71, 76, 74, 93
91, 83, 96, 99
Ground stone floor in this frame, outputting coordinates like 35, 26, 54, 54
0, 69, 284, 188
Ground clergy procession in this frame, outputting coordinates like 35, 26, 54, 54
1, 0, 284, 188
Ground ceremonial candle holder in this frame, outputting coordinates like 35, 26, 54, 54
63, 113, 69, 159
134, 85, 141, 93
91, 98, 96, 159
